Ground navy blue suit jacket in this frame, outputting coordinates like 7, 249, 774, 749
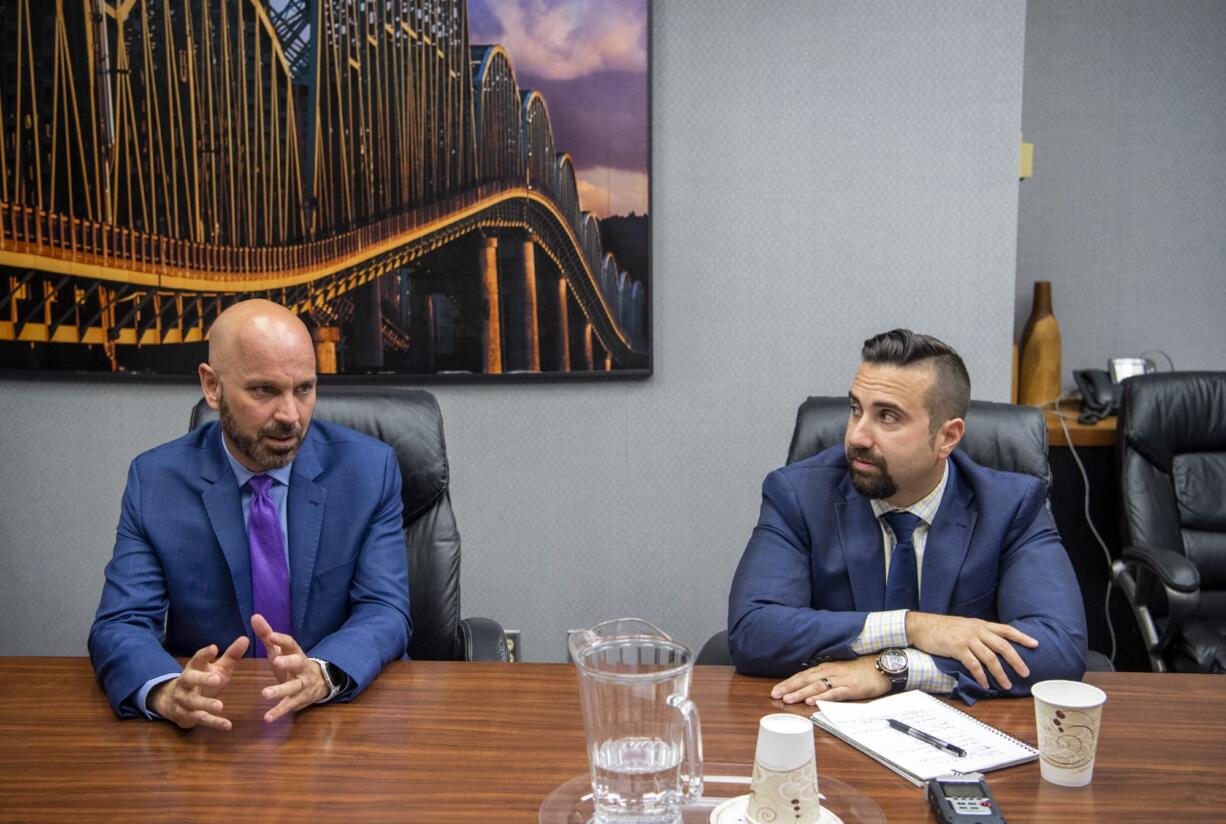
728, 448, 1087, 701
89, 420, 412, 717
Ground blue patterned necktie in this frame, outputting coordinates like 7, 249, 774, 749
882, 510, 922, 611
246, 475, 291, 658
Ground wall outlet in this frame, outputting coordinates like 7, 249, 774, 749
504, 629, 521, 663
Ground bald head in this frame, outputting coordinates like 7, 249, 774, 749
206, 299, 314, 374
199, 300, 318, 471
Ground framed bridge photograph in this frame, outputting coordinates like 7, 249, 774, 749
0, 0, 651, 381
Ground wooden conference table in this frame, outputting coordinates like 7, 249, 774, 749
2, 659, 1222, 823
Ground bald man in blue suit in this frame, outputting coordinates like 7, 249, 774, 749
729, 330, 1086, 704
89, 300, 411, 728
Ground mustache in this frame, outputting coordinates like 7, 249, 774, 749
846, 445, 885, 467
260, 422, 303, 439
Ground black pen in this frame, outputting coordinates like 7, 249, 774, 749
886, 718, 967, 758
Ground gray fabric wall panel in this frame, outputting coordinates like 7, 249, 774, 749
0, 0, 1025, 661
1017, 0, 1226, 382
0, 382, 199, 655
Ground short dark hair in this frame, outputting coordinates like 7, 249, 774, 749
860, 329, 971, 429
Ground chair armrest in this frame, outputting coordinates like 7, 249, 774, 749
696, 630, 733, 665
458, 617, 509, 662
1121, 545, 1200, 593
1113, 544, 1202, 666
1084, 649, 1115, 672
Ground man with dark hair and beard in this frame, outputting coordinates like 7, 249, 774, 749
90, 300, 411, 728
728, 329, 1086, 703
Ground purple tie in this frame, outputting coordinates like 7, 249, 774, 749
246, 475, 291, 658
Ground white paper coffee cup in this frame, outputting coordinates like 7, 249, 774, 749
754, 713, 815, 770
1031, 680, 1107, 787
747, 713, 820, 824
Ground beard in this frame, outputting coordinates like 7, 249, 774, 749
219, 393, 306, 470
846, 444, 898, 500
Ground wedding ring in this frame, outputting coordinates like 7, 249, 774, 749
821, 677, 833, 691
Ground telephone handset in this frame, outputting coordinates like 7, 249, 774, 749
1073, 369, 1118, 424
1074, 358, 1155, 424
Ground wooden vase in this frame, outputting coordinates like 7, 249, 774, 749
1018, 281, 1062, 406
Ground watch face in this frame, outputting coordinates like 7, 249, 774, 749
880, 649, 908, 674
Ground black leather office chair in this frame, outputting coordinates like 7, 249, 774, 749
190, 387, 507, 662
699, 396, 1112, 671
1111, 372, 1226, 673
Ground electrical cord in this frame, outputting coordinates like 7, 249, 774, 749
1141, 350, 1176, 372
1047, 393, 1117, 665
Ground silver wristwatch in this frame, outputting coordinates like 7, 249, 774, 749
876, 648, 909, 694
309, 657, 344, 703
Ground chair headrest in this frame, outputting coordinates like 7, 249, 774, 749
786, 396, 1051, 489
1120, 372, 1226, 471
190, 387, 449, 522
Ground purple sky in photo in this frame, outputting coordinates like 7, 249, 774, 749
468, 0, 648, 216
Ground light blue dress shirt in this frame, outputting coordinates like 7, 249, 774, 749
136, 430, 294, 717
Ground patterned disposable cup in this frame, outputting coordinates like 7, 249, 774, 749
747, 713, 821, 823
1032, 680, 1108, 787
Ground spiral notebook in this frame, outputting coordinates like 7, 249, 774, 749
810, 690, 1038, 786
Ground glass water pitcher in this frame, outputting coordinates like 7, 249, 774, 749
568, 619, 703, 824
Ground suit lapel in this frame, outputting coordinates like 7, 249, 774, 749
200, 427, 255, 625
920, 458, 977, 613
287, 431, 327, 637
834, 473, 887, 611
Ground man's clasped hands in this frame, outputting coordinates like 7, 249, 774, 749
149, 613, 330, 730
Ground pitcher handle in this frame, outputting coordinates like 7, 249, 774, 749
667, 693, 704, 804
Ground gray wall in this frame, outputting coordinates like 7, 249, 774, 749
0, 0, 1027, 661
1016, 0, 1226, 382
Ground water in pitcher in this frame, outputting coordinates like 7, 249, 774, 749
591, 737, 683, 823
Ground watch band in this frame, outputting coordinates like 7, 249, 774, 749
309, 657, 343, 703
